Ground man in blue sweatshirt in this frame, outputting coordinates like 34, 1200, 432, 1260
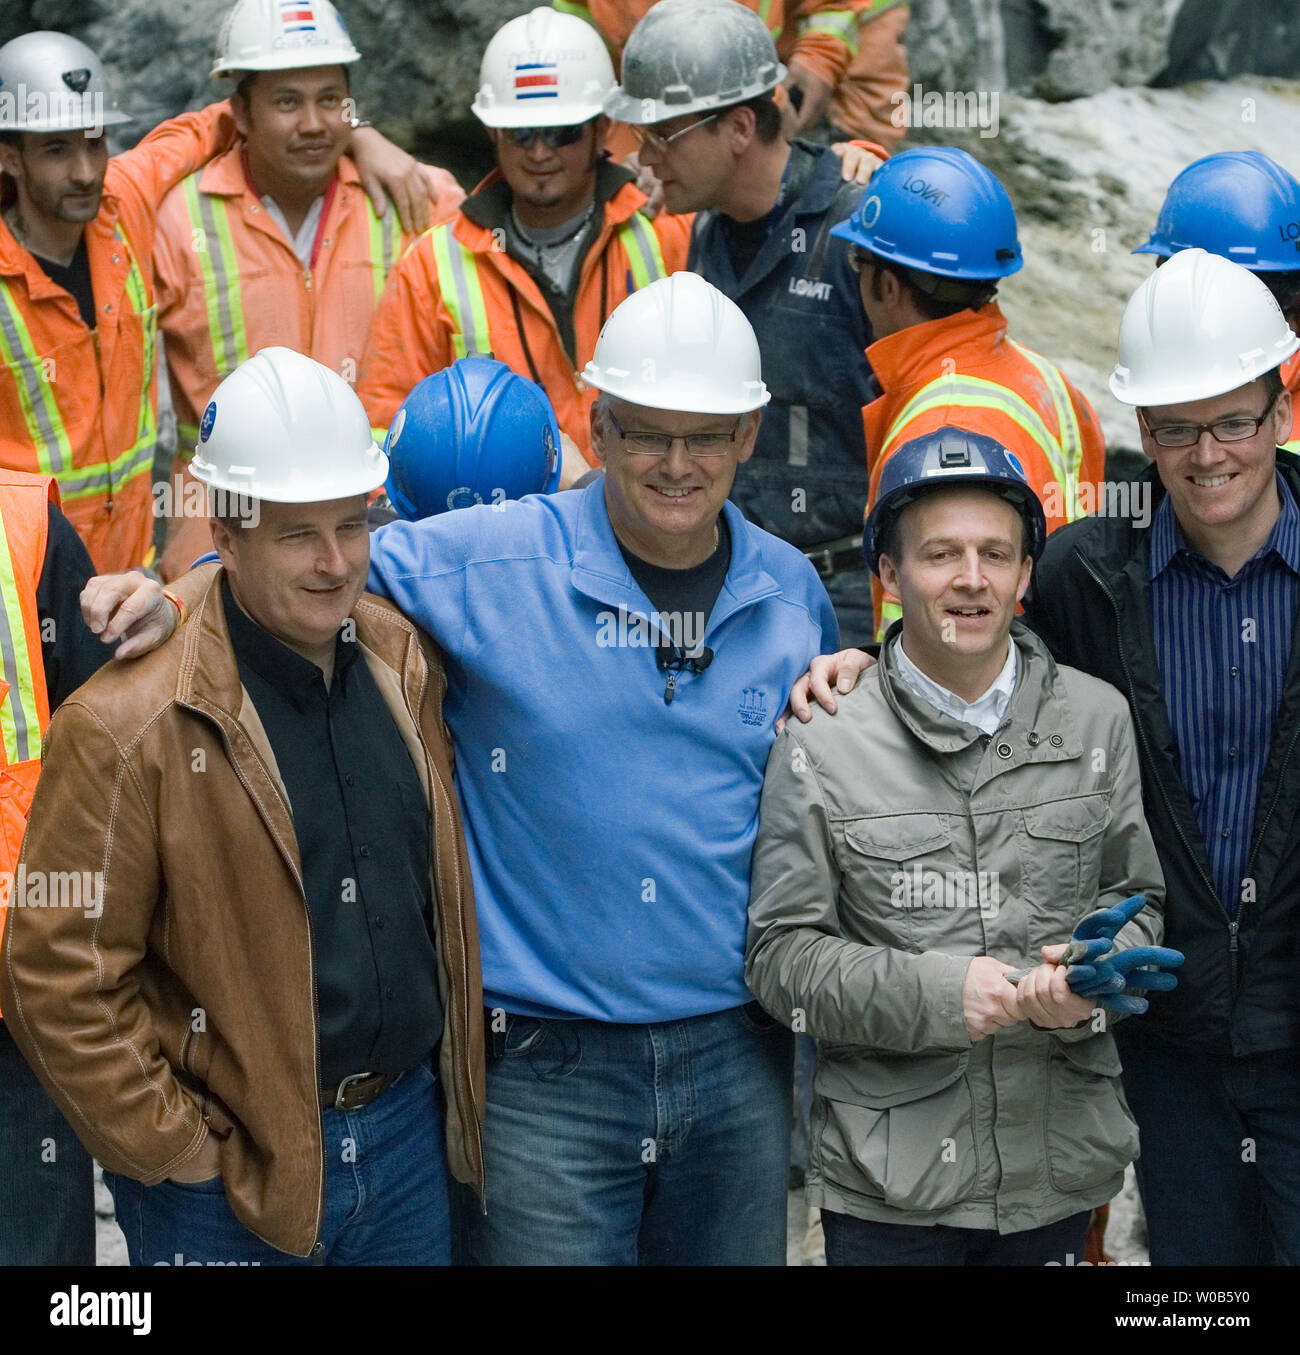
114, 273, 835, 1265
369, 272, 835, 1264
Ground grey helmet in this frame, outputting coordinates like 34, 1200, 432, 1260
0, 31, 133, 133
604, 0, 785, 125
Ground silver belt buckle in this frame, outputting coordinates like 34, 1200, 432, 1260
333, 1071, 375, 1110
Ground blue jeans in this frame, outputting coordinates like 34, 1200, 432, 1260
822, 1208, 1090, 1266
460, 1001, 793, 1265
1120, 1039, 1300, 1265
0, 1019, 95, 1265
105, 1056, 449, 1266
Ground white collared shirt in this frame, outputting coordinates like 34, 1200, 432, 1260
261, 193, 325, 268
891, 635, 1017, 735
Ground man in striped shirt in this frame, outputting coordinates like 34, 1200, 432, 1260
1025, 249, 1300, 1265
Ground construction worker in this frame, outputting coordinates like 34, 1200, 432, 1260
748, 427, 1174, 1266
608, 0, 881, 644
154, 0, 465, 581
380, 357, 561, 524
830, 145, 1106, 637
0, 27, 453, 579
0, 471, 176, 1266
0, 32, 237, 575
1136, 151, 1300, 451
355, 6, 693, 462
552, 0, 909, 151
1, 348, 485, 1265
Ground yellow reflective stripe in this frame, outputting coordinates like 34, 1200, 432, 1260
875, 596, 901, 644
0, 282, 71, 476
552, 0, 597, 24
365, 197, 402, 308
0, 507, 40, 766
56, 438, 156, 502
114, 223, 158, 464
430, 225, 492, 360
1283, 438, 1300, 453
183, 176, 249, 378
1008, 340, 1085, 518
798, 8, 859, 51
882, 374, 1071, 500
618, 212, 668, 292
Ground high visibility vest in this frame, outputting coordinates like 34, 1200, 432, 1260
0, 228, 157, 512
0, 472, 55, 1018
873, 345, 1088, 638
428, 213, 668, 361
170, 168, 405, 445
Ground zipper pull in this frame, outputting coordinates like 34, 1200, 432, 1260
1229, 918, 1239, 955
664, 670, 676, 705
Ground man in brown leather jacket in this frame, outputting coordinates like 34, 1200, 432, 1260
0, 349, 485, 1265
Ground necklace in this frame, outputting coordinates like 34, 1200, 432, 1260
510, 200, 595, 265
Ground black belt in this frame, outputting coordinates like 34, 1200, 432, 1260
321, 1069, 401, 1112
802, 533, 865, 579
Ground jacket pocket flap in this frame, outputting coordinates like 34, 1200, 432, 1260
844, 814, 950, 861
815, 1047, 967, 1108
1053, 1034, 1123, 1077
1024, 796, 1111, 843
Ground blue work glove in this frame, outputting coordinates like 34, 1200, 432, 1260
1067, 944, 1185, 1013
1071, 893, 1148, 945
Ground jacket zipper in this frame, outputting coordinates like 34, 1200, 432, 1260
1077, 553, 1232, 985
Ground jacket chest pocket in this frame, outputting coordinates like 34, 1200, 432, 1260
1020, 795, 1111, 944
840, 814, 987, 952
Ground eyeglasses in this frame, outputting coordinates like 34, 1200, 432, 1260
505, 121, 593, 149
607, 409, 742, 457
1141, 395, 1278, 448
630, 113, 719, 156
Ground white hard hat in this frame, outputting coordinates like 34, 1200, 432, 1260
191, 348, 388, 502
473, 6, 613, 129
0, 31, 132, 132
1111, 247, 1300, 407
583, 271, 770, 415
211, 0, 361, 81
605, 0, 785, 125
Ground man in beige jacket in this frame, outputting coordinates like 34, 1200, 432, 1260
746, 426, 1170, 1266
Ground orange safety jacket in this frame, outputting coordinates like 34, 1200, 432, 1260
1282, 350, 1300, 452
0, 104, 235, 575
357, 164, 692, 459
153, 144, 417, 451
0, 470, 56, 1019
863, 302, 1106, 636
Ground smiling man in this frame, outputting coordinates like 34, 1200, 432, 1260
1024, 248, 1300, 1265
1, 349, 485, 1265
746, 425, 1165, 1266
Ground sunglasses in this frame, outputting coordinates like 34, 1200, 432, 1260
505, 121, 593, 149
630, 113, 720, 156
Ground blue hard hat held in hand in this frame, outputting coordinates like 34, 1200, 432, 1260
383, 357, 563, 521
829, 145, 1023, 281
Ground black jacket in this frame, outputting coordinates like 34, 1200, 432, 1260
1024, 452, 1300, 1057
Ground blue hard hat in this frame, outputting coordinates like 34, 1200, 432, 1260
383, 357, 562, 519
830, 146, 1022, 281
1135, 152, 1300, 271
864, 426, 1046, 575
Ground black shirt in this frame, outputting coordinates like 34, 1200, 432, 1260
722, 142, 819, 282
222, 578, 443, 1087
34, 238, 96, 330
619, 512, 732, 659
39, 503, 109, 708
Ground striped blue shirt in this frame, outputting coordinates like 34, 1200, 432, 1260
1149, 474, 1300, 917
